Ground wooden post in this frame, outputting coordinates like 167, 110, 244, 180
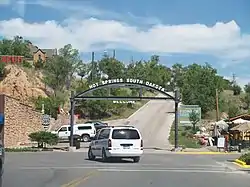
215, 89, 219, 121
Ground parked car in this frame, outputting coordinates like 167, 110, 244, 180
51, 123, 96, 142
85, 120, 108, 126
88, 125, 143, 162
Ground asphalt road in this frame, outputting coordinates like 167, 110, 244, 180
3, 152, 249, 187
127, 94, 174, 149
56, 94, 175, 150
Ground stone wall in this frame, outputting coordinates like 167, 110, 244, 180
4, 95, 43, 148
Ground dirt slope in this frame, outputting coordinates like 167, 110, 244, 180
0, 64, 48, 105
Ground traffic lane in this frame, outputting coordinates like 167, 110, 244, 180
4, 152, 240, 169
83, 169, 249, 187
3, 166, 96, 187
3, 152, 243, 187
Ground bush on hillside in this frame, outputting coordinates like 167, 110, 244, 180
22, 60, 33, 68
0, 62, 6, 79
232, 85, 241, 95
29, 131, 58, 148
239, 153, 250, 165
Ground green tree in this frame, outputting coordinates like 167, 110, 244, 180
232, 84, 241, 95
243, 94, 250, 109
181, 63, 225, 116
43, 44, 82, 93
58, 44, 83, 90
170, 63, 186, 90
99, 57, 125, 79
33, 96, 64, 119
0, 36, 31, 57
244, 83, 250, 94
0, 62, 6, 79
189, 109, 200, 132
228, 103, 240, 118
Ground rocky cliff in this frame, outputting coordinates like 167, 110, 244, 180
0, 64, 48, 105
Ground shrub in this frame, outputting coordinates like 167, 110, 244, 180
0, 62, 6, 79
32, 96, 63, 119
5, 147, 39, 152
22, 60, 33, 68
239, 153, 250, 165
29, 131, 58, 148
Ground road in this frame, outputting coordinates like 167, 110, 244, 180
127, 94, 174, 149
3, 152, 249, 187
57, 94, 175, 150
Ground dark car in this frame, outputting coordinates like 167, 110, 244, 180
85, 121, 108, 133
85, 121, 108, 126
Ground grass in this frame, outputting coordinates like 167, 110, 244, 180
169, 126, 202, 149
238, 152, 250, 164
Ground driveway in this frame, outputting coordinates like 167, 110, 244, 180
3, 152, 249, 187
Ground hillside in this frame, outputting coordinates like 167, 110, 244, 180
0, 64, 153, 121
0, 64, 48, 105
206, 89, 246, 119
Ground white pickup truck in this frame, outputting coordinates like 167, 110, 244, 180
51, 123, 96, 142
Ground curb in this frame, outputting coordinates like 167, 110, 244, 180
233, 159, 250, 168
174, 152, 239, 155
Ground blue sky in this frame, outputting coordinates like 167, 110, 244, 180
0, 0, 250, 86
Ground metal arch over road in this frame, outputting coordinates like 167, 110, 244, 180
69, 78, 181, 149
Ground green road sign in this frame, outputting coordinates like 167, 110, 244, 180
179, 105, 201, 125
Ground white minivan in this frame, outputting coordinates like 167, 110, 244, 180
51, 124, 96, 142
88, 126, 143, 162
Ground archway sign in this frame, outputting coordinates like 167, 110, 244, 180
69, 78, 181, 150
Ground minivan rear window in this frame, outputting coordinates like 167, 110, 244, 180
112, 129, 140, 139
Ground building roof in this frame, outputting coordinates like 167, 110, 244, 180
41, 49, 57, 57
229, 114, 250, 121
28, 42, 57, 58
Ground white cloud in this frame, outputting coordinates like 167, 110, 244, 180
0, 17, 250, 62
224, 75, 250, 89
29, 0, 161, 26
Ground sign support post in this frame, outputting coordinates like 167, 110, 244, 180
174, 89, 179, 149
69, 91, 75, 147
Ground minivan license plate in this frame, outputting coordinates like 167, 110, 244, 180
123, 146, 130, 149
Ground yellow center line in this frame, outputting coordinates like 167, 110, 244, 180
61, 170, 98, 187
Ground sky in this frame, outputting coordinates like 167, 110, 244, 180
0, 0, 250, 86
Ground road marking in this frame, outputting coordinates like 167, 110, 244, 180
61, 170, 98, 187
97, 168, 244, 174
174, 152, 239, 155
19, 164, 226, 170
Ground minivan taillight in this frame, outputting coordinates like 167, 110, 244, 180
141, 139, 143, 147
108, 139, 112, 147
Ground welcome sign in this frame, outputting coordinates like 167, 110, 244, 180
89, 78, 168, 94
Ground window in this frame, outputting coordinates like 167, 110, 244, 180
98, 129, 110, 140
68, 127, 71, 131
58, 127, 67, 132
38, 54, 41, 60
78, 126, 92, 130
112, 129, 140, 139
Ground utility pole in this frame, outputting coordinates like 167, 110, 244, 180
215, 88, 219, 121
91, 52, 94, 81
232, 73, 236, 86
